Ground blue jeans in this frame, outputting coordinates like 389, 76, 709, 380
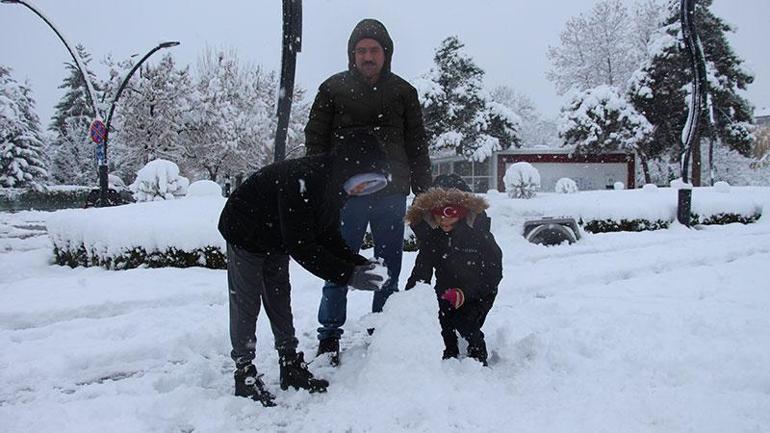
317, 193, 406, 340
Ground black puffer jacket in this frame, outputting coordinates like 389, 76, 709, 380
405, 188, 503, 300
304, 19, 432, 196
218, 132, 387, 285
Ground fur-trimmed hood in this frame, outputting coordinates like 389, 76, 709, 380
405, 187, 489, 229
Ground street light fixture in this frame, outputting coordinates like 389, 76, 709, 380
2, 0, 100, 119
96, 41, 181, 206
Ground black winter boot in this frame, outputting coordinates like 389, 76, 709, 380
279, 351, 329, 393
468, 343, 489, 367
442, 346, 459, 360
234, 364, 276, 407
442, 333, 459, 360
316, 337, 340, 367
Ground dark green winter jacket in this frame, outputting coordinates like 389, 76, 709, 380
304, 19, 432, 196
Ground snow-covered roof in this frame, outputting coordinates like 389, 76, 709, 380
755, 107, 770, 118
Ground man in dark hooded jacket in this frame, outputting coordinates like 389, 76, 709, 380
305, 18, 432, 365
218, 132, 389, 406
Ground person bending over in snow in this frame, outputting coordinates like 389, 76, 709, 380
218, 131, 389, 406
404, 186, 502, 365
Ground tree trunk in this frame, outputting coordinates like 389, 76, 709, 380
640, 153, 651, 185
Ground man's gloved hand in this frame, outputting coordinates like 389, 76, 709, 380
348, 264, 385, 291
404, 278, 417, 291
440, 288, 465, 309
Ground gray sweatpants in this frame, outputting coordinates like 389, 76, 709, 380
227, 243, 298, 367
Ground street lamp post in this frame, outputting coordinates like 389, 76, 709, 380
2, 0, 100, 119
98, 41, 180, 206
274, 0, 302, 162
678, 0, 706, 226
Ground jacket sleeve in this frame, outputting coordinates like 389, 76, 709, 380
406, 222, 436, 286
477, 231, 503, 296
277, 179, 356, 286
403, 86, 432, 194
304, 84, 335, 156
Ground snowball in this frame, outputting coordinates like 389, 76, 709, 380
614, 182, 625, 190
713, 181, 731, 193
187, 180, 223, 197
642, 183, 658, 192
555, 177, 579, 194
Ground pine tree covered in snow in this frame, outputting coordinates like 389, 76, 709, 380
417, 36, 520, 162
627, 0, 755, 184
111, 54, 193, 180
48, 45, 100, 185
0, 66, 48, 188
559, 85, 652, 155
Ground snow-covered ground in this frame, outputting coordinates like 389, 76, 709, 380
2, 189, 770, 433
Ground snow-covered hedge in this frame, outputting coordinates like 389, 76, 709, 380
47, 187, 765, 270
0, 185, 91, 211
48, 196, 226, 270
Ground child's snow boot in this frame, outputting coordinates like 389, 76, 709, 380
468, 344, 489, 366
316, 337, 340, 367
279, 351, 329, 393
234, 364, 276, 407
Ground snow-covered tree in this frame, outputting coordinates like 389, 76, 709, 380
111, 54, 193, 180
491, 86, 559, 147
503, 162, 540, 199
48, 44, 100, 185
185, 49, 309, 181
129, 158, 189, 201
547, 0, 641, 95
627, 0, 755, 185
0, 66, 48, 188
559, 85, 652, 155
417, 36, 520, 162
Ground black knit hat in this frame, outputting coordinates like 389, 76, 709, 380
432, 173, 472, 192
347, 19, 393, 74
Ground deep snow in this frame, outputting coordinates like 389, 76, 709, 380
2, 189, 770, 433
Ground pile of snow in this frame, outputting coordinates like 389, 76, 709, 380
187, 180, 222, 197
503, 162, 540, 199
129, 159, 190, 202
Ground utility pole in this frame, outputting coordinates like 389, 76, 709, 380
274, 0, 302, 162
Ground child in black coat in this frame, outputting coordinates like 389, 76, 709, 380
404, 185, 503, 365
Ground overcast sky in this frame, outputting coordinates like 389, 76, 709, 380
1, 0, 768, 124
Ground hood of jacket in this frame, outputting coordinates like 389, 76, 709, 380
347, 18, 393, 78
405, 187, 489, 229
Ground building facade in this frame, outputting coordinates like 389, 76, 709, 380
431, 148, 636, 193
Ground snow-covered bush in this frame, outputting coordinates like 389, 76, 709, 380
555, 177, 579, 194
129, 159, 189, 202
713, 181, 731, 193
187, 180, 222, 197
504, 162, 540, 199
